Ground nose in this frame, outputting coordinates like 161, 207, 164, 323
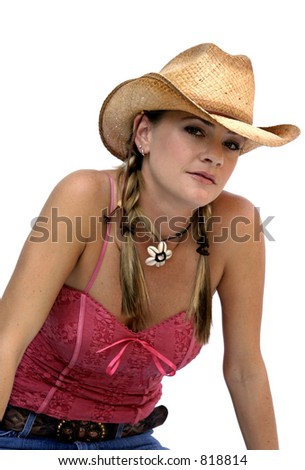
200, 151, 224, 168
198, 137, 225, 168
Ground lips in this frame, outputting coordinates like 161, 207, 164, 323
187, 171, 216, 184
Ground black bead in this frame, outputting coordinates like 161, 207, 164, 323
196, 235, 210, 256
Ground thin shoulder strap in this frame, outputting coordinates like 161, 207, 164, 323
84, 174, 115, 294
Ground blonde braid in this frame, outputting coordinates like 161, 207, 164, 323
119, 153, 152, 331
188, 205, 212, 344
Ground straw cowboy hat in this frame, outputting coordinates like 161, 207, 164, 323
99, 43, 300, 159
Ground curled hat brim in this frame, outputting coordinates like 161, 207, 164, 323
99, 73, 300, 160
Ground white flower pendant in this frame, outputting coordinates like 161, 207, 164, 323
145, 241, 173, 267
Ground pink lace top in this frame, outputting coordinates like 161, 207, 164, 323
9, 176, 202, 424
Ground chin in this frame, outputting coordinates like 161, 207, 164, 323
190, 191, 216, 208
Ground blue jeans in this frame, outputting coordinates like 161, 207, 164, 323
0, 411, 168, 450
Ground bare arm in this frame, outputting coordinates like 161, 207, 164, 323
0, 170, 107, 419
215, 194, 278, 450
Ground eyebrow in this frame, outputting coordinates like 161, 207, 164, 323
182, 116, 214, 127
182, 115, 244, 138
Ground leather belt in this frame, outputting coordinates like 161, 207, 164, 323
0, 404, 168, 442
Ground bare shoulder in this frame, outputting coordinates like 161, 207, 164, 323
50, 169, 113, 207
38, 169, 120, 224
209, 190, 261, 246
27, 168, 118, 250
211, 190, 258, 222
208, 191, 265, 293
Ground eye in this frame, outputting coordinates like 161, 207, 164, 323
185, 126, 205, 137
224, 140, 242, 152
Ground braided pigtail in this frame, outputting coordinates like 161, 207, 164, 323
119, 149, 152, 331
188, 205, 212, 344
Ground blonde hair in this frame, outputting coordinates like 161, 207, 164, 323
116, 113, 212, 344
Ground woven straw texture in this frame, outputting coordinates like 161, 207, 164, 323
99, 43, 300, 159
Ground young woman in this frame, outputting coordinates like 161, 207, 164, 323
0, 43, 300, 450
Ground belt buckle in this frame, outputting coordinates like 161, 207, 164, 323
57, 419, 107, 442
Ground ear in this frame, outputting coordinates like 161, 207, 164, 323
133, 113, 152, 154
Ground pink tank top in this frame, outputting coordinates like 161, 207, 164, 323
9, 175, 202, 424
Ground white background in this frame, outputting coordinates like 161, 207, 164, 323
0, 0, 304, 459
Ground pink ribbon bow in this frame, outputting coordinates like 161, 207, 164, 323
97, 337, 177, 377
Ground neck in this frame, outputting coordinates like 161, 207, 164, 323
140, 204, 193, 240
138, 192, 195, 241
117, 165, 197, 240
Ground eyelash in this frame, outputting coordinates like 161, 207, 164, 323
185, 126, 241, 152
224, 141, 241, 151
185, 126, 204, 137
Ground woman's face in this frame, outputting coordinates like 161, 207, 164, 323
136, 111, 245, 212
